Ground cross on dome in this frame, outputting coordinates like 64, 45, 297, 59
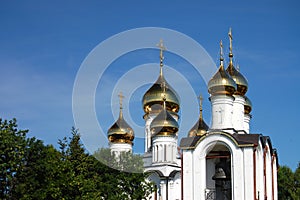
220, 40, 224, 65
198, 94, 203, 118
118, 92, 125, 110
157, 39, 166, 74
228, 27, 234, 63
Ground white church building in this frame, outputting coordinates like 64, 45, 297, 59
107, 30, 278, 200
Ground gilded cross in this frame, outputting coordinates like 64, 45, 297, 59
228, 27, 233, 53
157, 39, 166, 67
198, 94, 203, 118
198, 94, 203, 110
118, 92, 125, 109
220, 40, 224, 63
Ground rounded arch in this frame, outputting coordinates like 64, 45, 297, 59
169, 170, 181, 178
147, 170, 164, 178
193, 132, 240, 160
192, 132, 244, 200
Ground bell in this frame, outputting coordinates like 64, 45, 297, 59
212, 167, 227, 180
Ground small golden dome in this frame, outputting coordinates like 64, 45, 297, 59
150, 108, 179, 136
188, 94, 208, 137
226, 27, 248, 96
244, 96, 252, 114
208, 65, 237, 96
208, 40, 236, 96
188, 117, 208, 137
107, 93, 134, 144
226, 63, 248, 96
143, 40, 180, 114
142, 72, 180, 114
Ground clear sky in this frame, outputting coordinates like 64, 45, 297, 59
0, 0, 299, 170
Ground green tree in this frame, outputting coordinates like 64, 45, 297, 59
94, 148, 155, 199
294, 163, 300, 199
56, 127, 103, 199
278, 164, 300, 200
1, 119, 154, 199
0, 118, 28, 199
13, 138, 63, 199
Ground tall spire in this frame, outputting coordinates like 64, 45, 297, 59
228, 27, 233, 64
220, 40, 224, 66
118, 92, 124, 118
157, 39, 166, 76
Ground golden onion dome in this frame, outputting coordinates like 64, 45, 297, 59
226, 62, 248, 96
150, 108, 179, 136
143, 40, 180, 114
208, 40, 237, 96
107, 93, 134, 144
142, 70, 180, 114
188, 117, 209, 137
208, 64, 237, 96
188, 95, 208, 137
244, 96, 252, 114
226, 27, 248, 96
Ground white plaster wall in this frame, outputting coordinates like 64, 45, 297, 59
243, 147, 254, 200
273, 156, 278, 200
152, 136, 178, 164
232, 95, 245, 131
231, 145, 245, 200
191, 133, 244, 200
210, 95, 235, 129
243, 114, 251, 134
256, 143, 264, 199
144, 113, 156, 152
265, 144, 273, 200
193, 152, 206, 200
110, 143, 132, 155
182, 150, 193, 200
168, 172, 181, 200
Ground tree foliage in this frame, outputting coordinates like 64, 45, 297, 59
278, 164, 300, 200
0, 118, 154, 199
0, 118, 28, 199
94, 148, 155, 199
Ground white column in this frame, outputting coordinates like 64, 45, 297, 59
210, 95, 234, 130
244, 114, 251, 134
272, 156, 278, 200
159, 179, 167, 200
266, 146, 272, 200
144, 113, 155, 152
195, 155, 206, 200
110, 143, 132, 155
256, 145, 264, 199
232, 148, 245, 200
182, 150, 193, 200
243, 148, 254, 199
232, 95, 245, 132
152, 136, 177, 164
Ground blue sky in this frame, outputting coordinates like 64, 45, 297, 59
0, 0, 299, 170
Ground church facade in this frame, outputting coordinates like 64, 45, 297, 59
107, 30, 278, 200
